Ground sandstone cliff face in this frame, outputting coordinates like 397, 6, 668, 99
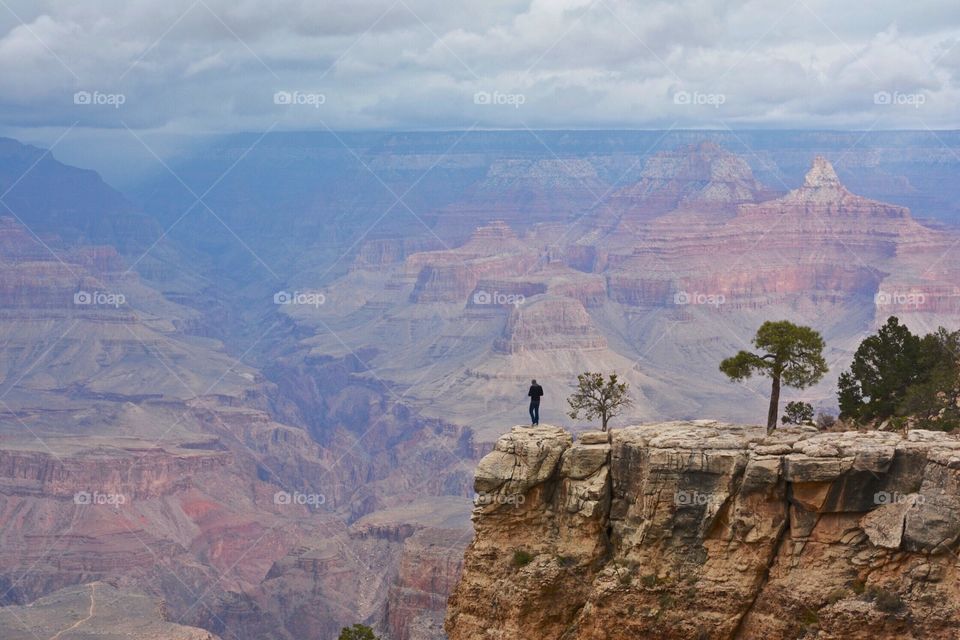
446, 423, 960, 639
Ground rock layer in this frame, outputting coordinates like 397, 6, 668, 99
446, 422, 960, 639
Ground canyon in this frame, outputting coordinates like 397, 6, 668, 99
308, 142, 960, 444
1, 130, 959, 638
447, 422, 960, 639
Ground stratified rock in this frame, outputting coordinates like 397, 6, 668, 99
579, 430, 610, 445
596, 141, 775, 233
446, 422, 960, 640
474, 425, 572, 497
493, 297, 608, 353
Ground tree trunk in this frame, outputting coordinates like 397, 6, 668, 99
601, 409, 608, 432
767, 375, 781, 433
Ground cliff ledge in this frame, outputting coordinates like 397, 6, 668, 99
445, 421, 960, 639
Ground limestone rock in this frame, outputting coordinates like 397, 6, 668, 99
560, 443, 610, 480
903, 494, 960, 552
447, 421, 960, 640
860, 498, 916, 549
474, 425, 571, 498
579, 431, 610, 445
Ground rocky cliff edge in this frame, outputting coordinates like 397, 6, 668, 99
445, 421, 960, 639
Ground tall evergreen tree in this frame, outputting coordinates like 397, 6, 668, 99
721, 321, 828, 433
837, 317, 923, 421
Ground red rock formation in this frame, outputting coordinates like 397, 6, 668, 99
384, 528, 466, 640
601, 154, 951, 311
493, 296, 608, 354
594, 141, 776, 236
407, 222, 540, 303
431, 159, 609, 242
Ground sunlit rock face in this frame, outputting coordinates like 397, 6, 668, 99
447, 422, 960, 640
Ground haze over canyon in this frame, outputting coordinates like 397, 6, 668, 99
0, 127, 958, 638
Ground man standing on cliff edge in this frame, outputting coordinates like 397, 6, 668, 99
528, 379, 543, 425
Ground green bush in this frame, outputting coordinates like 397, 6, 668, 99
338, 624, 381, 640
867, 587, 905, 613
800, 608, 819, 627
782, 401, 815, 425
512, 549, 534, 568
556, 555, 576, 567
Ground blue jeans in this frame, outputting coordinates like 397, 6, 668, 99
529, 402, 540, 424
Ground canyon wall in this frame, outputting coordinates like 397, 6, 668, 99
446, 422, 960, 639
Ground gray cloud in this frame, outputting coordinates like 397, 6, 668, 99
0, 0, 958, 139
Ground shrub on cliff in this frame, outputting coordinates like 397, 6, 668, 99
720, 321, 827, 432
512, 549, 534, 568
782, 401, 815, 425
864, 586, 906, 613
338, 624, 381, 640
815, 411, 838, 430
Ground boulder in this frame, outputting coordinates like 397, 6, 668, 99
903, 495, 960, 552
560, 443, 610, 480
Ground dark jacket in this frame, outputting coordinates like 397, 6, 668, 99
528, 384, 544, 403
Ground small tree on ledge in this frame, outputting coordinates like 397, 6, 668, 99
567, 372, 631, 432
782, 401, 815, 426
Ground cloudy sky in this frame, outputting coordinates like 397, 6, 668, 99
1, 0, 958, 154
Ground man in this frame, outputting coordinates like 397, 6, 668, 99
527, 379, 544, 425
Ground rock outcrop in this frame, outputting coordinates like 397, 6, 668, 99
446, 422, 960, 639
595, 141, 775, 234
493, 297, 608, 354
